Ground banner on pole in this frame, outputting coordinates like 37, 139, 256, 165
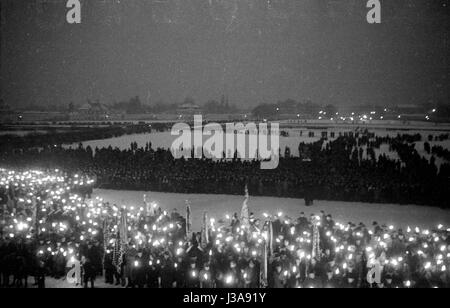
186, 200, 192, 237
240, 185, 250, 229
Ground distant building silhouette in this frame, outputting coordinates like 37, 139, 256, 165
177, 102, 202, 115
76, 101, 110, 120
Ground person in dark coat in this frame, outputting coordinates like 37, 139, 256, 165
13, 254, 28, 288
173, 256, 186, 288
131, 254, 147, 288
146, 258, 160, 288
35, 260, 46, 289
186, 260, 200, 288
1, 251, 16, 287
53, 249, 66, 279
230, 213, 240, 234
104, 249, 115, 285
199, 262, 214, 288
243, 259, 259, 288
271, 263, 285, 288
323, 266, 341, 288
296, 213, 309, 233
82, 257, 96, 288
90, 242, 103, 276
159, 253, 174, 288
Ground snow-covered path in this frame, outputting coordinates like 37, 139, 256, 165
93, 189, 450, 231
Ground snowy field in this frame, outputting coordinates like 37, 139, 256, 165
93, 189, 450, 231
67, 129, 450, 151
32, 277, 122, 289
66, 131, 320, 157
66, 129, 450, 165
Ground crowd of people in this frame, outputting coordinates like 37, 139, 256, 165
430, 145, 450, 162
0, 123, 170, 151
1, 131, 449, 208
0, 169, 449, 288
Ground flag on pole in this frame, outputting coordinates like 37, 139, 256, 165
31, 197, 38, 234
102, 219, 112, 251
240, 185, 250, 229
202, 212, 209, 244
113, 210, 128, 274
186, 200, 192, 237
102, 218, 115, 270
312, 224, 321, 260
112, 236, 124, 274
268, 220, 274, 256
119, 209, 128, 245
260, 241, 269, 288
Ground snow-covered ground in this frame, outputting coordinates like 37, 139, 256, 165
93, 189, 450, 231
31, 277, 122, 289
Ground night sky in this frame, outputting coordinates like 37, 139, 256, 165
0, 0, 449, 109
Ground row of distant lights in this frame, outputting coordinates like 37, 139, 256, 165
315, 109, 437, 121
180, 108, 437, 121
317, 110, 378, 121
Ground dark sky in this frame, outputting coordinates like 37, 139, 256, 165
1, 0, 449, 109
